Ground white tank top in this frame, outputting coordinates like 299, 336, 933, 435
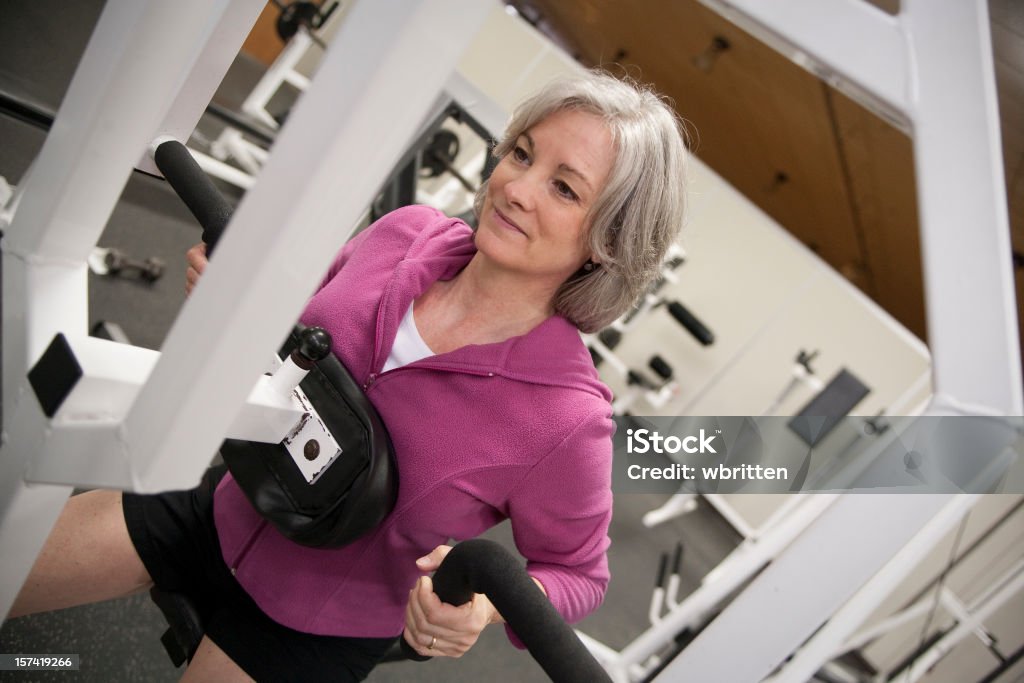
381, 303, 435, 372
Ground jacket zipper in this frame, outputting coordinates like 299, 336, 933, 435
230, 518, 269, 576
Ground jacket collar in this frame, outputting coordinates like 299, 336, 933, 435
372, 220, 610, 401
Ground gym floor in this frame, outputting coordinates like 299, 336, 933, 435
0, 2, 741, 681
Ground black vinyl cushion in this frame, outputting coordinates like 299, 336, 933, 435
220, 326, 397, 548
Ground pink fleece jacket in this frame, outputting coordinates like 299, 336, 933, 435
213, 205, 614, 643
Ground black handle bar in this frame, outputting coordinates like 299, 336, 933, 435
401, 539, 610, 683
153, 139, 233, 253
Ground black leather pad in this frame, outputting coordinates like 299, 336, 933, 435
220, 326, 397, 548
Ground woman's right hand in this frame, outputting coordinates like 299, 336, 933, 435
185, 242, 208, 296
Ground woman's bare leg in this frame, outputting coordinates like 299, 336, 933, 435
180, 637, 254, 683
9, 489, 152, 618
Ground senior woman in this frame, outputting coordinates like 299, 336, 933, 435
10, 69, 687, 681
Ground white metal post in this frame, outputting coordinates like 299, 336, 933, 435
116, 0, 489, 494
135, 0, 267, 176
0, 0, 245, 621
0, 0, 490, 620
655, 0, 1021, 678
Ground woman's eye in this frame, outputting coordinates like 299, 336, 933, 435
512, 146, 530, 163
555, 180, 579, 201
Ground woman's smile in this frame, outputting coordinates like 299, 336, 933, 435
493, 207, 527, 236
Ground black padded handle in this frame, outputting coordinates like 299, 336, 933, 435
401, 539, 610, 683
667, 300, 715, 346
153, 139, 234, 253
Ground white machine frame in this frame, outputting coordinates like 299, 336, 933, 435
564, 0, 1021, 681
647, 0, 1021, 681
0, 0, 490, 616
0, 0, 1019, 680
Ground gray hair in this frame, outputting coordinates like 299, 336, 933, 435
474, 69, 689, 333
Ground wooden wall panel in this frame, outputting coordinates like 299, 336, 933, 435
515, 0, 1024, 353
241, 2, 285, 67
830, 90, 925, 340
993, 54, 1024, 254
518, 0, 870, 292
988, 0, 1024, 359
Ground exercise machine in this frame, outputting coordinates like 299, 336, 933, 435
0, 0, 491, 616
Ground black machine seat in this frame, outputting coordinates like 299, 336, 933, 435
220, 325, 398, 549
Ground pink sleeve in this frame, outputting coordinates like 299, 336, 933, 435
502, 410, 614, 648
315, 204, 448, 291
314, 223, 374, 292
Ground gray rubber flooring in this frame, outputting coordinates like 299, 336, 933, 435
0, 1, 741, 680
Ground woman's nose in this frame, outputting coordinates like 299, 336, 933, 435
504, 175, 535, 211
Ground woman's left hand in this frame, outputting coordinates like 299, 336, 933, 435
403, 545, 501, 658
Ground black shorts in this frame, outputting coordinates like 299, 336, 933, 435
122, 466, 397, 682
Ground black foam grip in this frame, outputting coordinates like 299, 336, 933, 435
667, 301, 715, 346
153, 140, 233, 253
401, 539, 611, 682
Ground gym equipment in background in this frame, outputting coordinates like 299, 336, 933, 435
761, 349, 824, 416
88, 247, 166, 283
787, 367, 870, 446
585, 244, 715, 415
370, 100, 496, 223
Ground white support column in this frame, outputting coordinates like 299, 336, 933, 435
697, 0, 910, 126
904, 0, 1022, 414
0, 0, 239, 618
120, 0, 488, 493
652, 0, 1021, 678
700, 0, 1022, 415
136, 0, 266, 176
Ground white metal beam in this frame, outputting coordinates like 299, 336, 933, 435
135, 0, 266, 176
0, 0, 490, 620
655, 0, 1022, 679
905, 0, 1021, 415
123, 0, 489, 493
698, 0, 911, 127
0, 0, 241, 619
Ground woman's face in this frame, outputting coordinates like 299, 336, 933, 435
476, 108, 615, 286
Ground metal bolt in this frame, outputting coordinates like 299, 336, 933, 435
304, 439, 320, 460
